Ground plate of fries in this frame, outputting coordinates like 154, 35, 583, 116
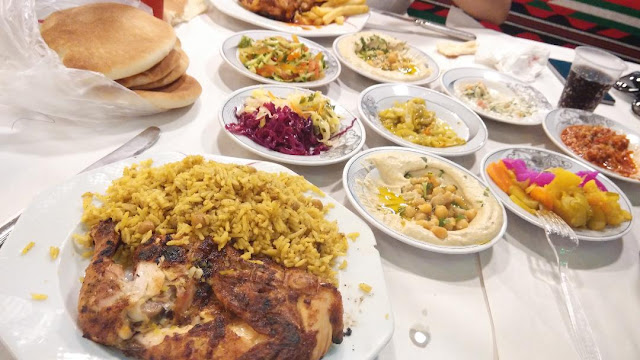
211, 0, 370, 37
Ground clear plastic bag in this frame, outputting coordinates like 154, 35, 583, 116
0, 0, 165, 122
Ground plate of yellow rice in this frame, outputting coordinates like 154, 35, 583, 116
0, 152, 393, 360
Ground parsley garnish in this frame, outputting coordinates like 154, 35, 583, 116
439, 169, 445, 177
483, 187, 490, 196
455, 214, 466, 221
438, 218, 449, 227
238, 36, 252, 48
421, 157, 429, 164
398, 206, 406, 217
422, 182, 433, 199
404, 172, 412, 179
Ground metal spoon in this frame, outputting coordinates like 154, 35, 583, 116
632, 95, 640, 117
614, 71, 640, 93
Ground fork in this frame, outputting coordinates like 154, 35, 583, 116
0, 215, 17, 249
537, 210, 602, 360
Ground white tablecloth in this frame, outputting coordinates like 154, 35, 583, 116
1, 10, 639, 360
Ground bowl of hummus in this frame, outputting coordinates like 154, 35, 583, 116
343, 147, 507, 254
333, 31, 439, 85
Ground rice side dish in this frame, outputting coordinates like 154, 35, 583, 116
77, 156, 348, 282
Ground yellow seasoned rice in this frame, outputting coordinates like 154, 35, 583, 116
338, 260, 347, 270
31, 293, 48, 300
21, 242, 35, 255
80, 156, 348, 282
346, 232, 359, 241
358, 283, 372, 293
49, 246, 60, 260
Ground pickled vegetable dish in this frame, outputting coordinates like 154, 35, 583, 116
487, 158, 631, 230
561, 125, 639, 179
238, 35, 325, 82
378, 98, 466, 148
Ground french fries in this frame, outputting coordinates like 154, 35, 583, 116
295, 0, 369, 26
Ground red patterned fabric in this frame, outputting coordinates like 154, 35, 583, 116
408, 0, 640, 62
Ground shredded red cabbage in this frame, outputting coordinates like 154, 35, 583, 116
226, 102, 330, 155
576, 171, 608, 191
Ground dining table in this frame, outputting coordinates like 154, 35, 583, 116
0, 8, 639, 360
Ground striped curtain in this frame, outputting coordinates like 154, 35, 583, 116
408, 0, 640, 63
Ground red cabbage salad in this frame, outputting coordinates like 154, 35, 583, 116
226, 90, 355, 155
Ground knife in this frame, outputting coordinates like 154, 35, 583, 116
0, 126, 161, 248
376, 10, 476, 42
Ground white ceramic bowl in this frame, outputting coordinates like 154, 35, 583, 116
358, 83, 487, 157
220, 84, 366, 166
221, 30, 341, 88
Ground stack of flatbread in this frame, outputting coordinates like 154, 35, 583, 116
40, 3, 201, 110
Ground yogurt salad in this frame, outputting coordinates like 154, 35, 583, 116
358, 152, 504, 246
457, 81, 536, 119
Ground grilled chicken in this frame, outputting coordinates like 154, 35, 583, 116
238, 0, 325, 22
78, 220, 344, 360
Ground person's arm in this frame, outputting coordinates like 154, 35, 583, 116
452, 0, 512, 25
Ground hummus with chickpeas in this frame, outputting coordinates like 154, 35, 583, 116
359, 152, 504, 246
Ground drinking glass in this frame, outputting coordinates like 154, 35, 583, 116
558, 46, 626, 112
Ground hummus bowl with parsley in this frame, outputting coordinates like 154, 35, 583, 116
343, 147, 507, 254
333, 31, 439, 85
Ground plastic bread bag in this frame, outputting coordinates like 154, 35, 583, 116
0, 0, 164, 122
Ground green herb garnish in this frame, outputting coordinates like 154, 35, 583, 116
398, 206, 406, 217
238, 36, 253, 48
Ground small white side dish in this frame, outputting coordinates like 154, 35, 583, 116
358, 83, 487, 157
220, 84, 366, 166
220, 30, 341, 88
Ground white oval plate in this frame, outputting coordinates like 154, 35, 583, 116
0, 152, 394, 360
333, 33, 440, 85
211, 0, 370, 37
358, 83, 487, 157
220, 84, 366, 166
220, 30, 341, 88
441, 68, 553, 125
481, 146, 634, 241
343, 147, 508, 254
543, 108, 640, 184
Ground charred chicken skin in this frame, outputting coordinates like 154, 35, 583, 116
239, 0, 325, 22
78, 220, 344, 360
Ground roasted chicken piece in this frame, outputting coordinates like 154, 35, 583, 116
78, 220, 344, 360
239, 0, 325, 22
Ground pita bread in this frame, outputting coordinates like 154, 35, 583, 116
41, 3, 177, 80
164, 0, 208, 25
131, 49, 189, 90
436, 40, 478, 58
134, 75, 201, 109
116, 47, 181, 88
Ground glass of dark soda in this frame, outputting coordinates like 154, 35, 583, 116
558, 46, 626, 112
